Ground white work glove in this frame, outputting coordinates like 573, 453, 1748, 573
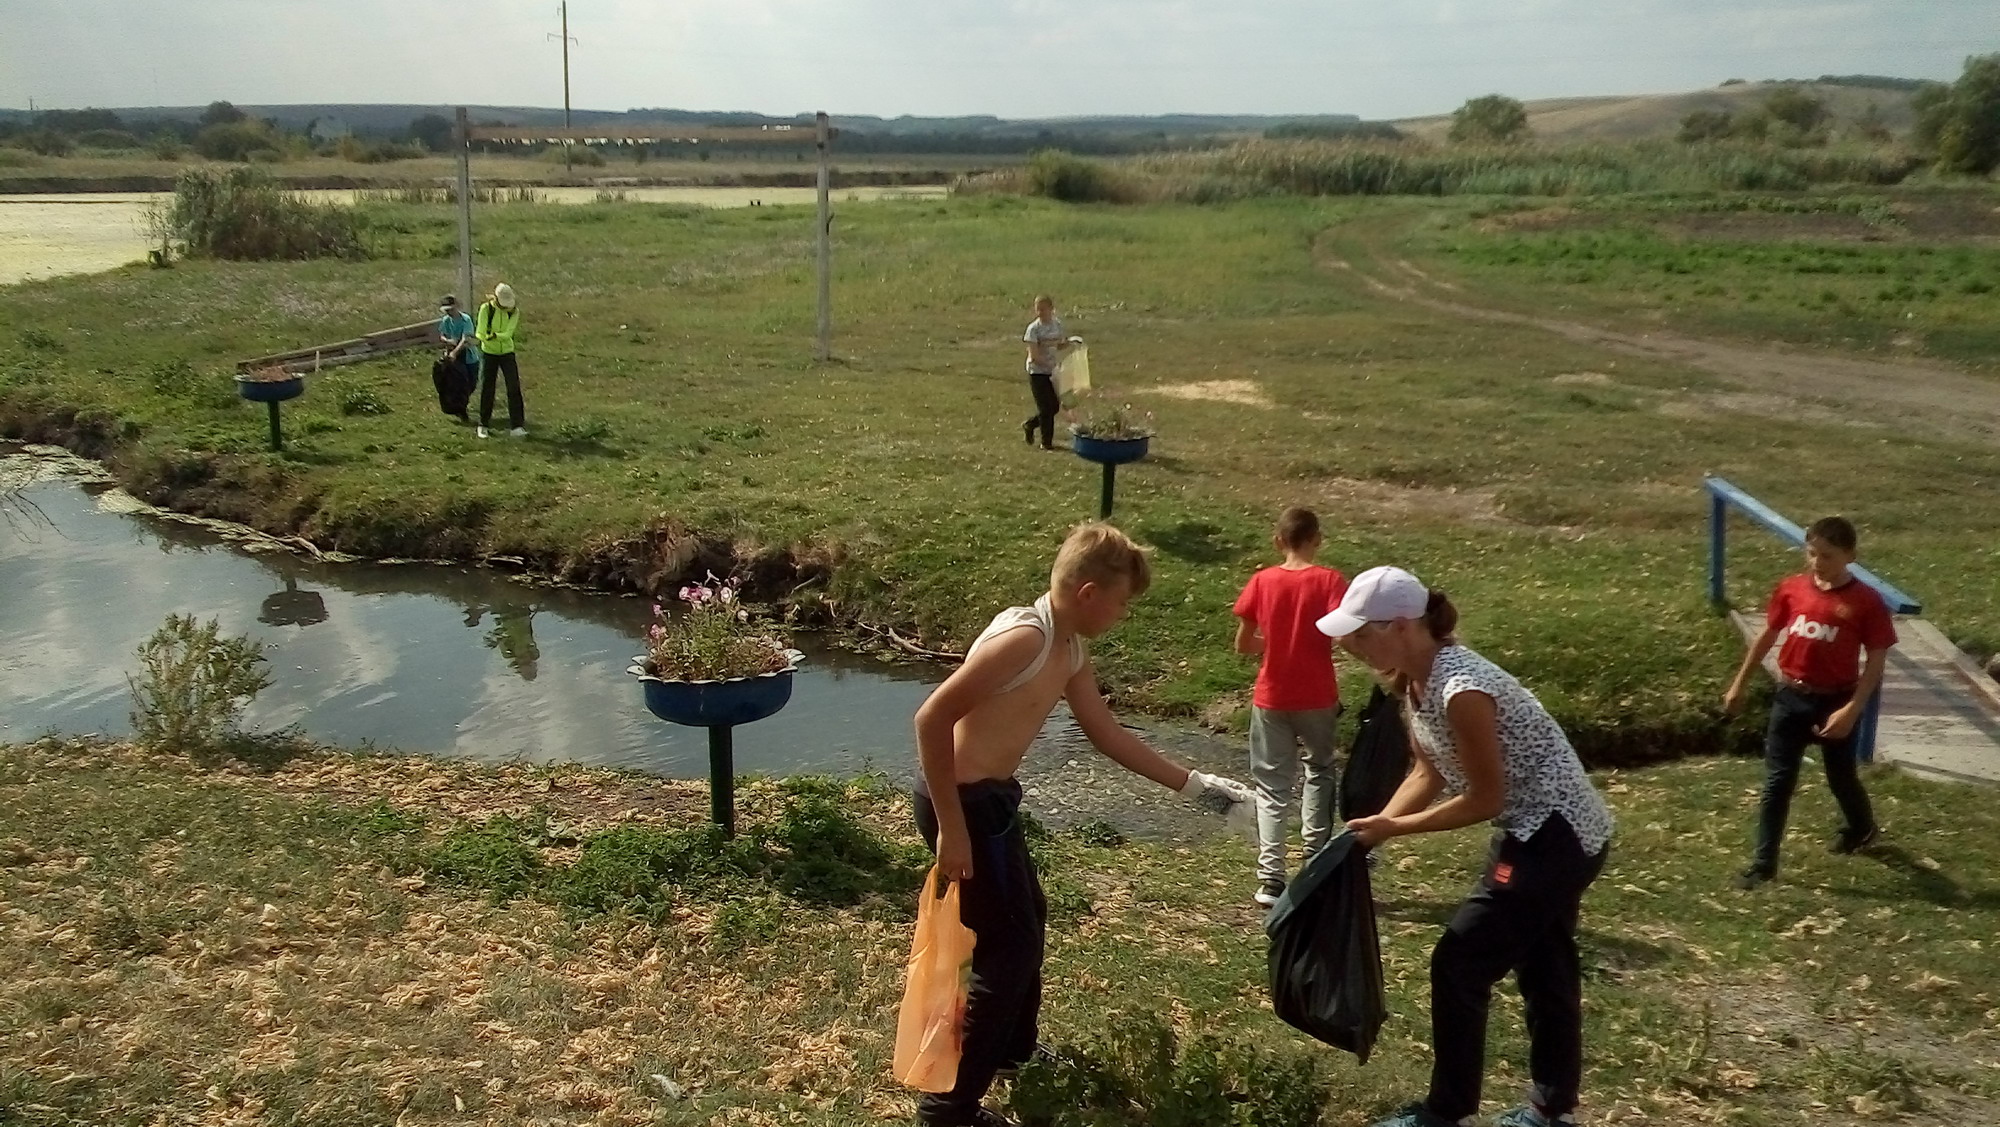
1180, 770, 1256, 837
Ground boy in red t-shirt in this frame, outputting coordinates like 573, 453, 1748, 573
1723, 515, 1896, 890
1232, 507, 1350, 906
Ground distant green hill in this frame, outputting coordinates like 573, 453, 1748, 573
1394, 80, 1923, 143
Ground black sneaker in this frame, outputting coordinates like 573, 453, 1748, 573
1733, 865, 1775, 890
1022, 419, 1036, 445
1830, 826, 1880, 854
1254, 879, 1286, 908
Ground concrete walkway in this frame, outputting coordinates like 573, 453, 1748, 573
1732, 613, 2000, 785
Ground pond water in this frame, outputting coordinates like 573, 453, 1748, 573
0, 445, 1244, 832
0, 185, 949, 287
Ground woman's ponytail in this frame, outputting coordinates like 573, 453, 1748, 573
1423, 589, 1458, 644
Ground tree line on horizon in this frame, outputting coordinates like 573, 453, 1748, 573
5, 55, 1997, 176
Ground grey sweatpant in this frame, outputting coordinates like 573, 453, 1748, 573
1249, 704, 1340, 884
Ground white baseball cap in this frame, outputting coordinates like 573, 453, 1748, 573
1316, 565, 1429, 638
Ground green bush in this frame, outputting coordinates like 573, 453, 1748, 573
126, 614, 272, 755
147, 358, 201, 396
338, 387, 390, 416
19, 328, 63, 353
1009, 1010, 1330, 1127
423, 815, 549, 899
75, 128, 141, 150
551, 416, 613, 447
1026, 150, 1130, 203
16, 129, 73, 157
163, 166, 366, 261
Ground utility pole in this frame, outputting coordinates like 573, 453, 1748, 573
548, 2, 577, 171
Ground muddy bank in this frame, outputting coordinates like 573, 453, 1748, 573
0, 168, 964, 195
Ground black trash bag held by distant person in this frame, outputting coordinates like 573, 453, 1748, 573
432, 352, 475, 418
1339, 684, 1412, 822
1266, 830, 1386, 1061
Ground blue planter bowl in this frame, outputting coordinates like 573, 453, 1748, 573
631, 656, 799, 728
237, 375, 305, 403
1071, 434, 1151, 465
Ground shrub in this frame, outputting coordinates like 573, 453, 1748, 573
193, 121, 279, 162
150, 134, 185, 160
1008, 1010, 1330, 1127
16, 129, 73, 157
147, 358, 204, 398
0, 148, 40, 169
163, 166, 366, 261
1026, 149, 1129, 203
542, 144, 606, 167
75, 128, 141, 150
551, 416, 612, 447
423, 815, 548, 900
19, 328, 63, 352
127, 614, 271, 755
1449, 94, 1531, 144
338, 387, 390, 416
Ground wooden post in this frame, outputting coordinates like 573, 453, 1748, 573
815, 111, 832, 362
455, 107, 474, 310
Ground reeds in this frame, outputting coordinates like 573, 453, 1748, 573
966, 140, 1925, 203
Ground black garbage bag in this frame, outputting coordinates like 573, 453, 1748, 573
1339, 685, 1412, 823
1266, 830, 1385, 1061
432, 352, 475, 417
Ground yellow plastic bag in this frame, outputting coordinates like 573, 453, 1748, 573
1055, 342, 1090, 395
892, 867, 976, 1092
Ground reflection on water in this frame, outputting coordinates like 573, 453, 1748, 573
0, 466, 937, 777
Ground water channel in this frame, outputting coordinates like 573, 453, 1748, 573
0, 445, 1243, 833
0, 185, 950, 287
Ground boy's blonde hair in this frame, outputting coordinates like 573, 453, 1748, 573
1052, 521, 1150, 596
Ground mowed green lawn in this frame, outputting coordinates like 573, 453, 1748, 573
2, 191, 1997, 745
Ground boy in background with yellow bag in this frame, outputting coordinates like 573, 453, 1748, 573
906, 521, 1254, 1127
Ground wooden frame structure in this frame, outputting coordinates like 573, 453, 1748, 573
451, 109, 839, 360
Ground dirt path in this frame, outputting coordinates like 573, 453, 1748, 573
1315, 230, 2000, 449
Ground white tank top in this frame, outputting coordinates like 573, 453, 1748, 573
968, 594, 1087, 694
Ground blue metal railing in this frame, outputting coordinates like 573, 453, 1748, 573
1704, 476, 1918, 762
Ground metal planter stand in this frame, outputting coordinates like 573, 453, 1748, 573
631, 656, 800, 837
236, 373, 305, 451
1070, 434, 1151, 518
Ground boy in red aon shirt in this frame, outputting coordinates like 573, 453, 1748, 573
1722, 515, 1895, 890
1232, 507, 1350, 907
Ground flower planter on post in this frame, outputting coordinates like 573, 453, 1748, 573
235, 370, 305, 452
1071, 433, 1150, 519
631, 660, 800, 838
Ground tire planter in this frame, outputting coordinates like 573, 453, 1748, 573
629, 650, 802, 837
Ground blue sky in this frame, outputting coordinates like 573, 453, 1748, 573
3, 0, 1996, 119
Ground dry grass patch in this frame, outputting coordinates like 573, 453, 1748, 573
1141, 378, 1276, 408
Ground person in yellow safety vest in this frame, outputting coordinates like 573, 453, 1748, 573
474, 281, 527, 439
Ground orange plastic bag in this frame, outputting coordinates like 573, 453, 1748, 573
892, 866, 977, 1092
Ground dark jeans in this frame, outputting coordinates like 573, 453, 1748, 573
1752, 685, 1875, 873
1024, 372, 1059, 448
479, 352, 525, 429
1426, 816, 1607, 1122
912, 780, 1046, 1126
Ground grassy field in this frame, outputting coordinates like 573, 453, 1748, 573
2, 187, 1999, 754
3, 739, 1997, 1126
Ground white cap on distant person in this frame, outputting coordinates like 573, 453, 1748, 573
1316, 565, 1429, 638
493, 282, 517, 309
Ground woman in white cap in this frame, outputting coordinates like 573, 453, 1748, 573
1317, 566, 1613, 1127
474, 281, 527, 439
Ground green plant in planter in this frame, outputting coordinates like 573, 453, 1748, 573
642, 574, 797, 682
1064, 388, 1156, 441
